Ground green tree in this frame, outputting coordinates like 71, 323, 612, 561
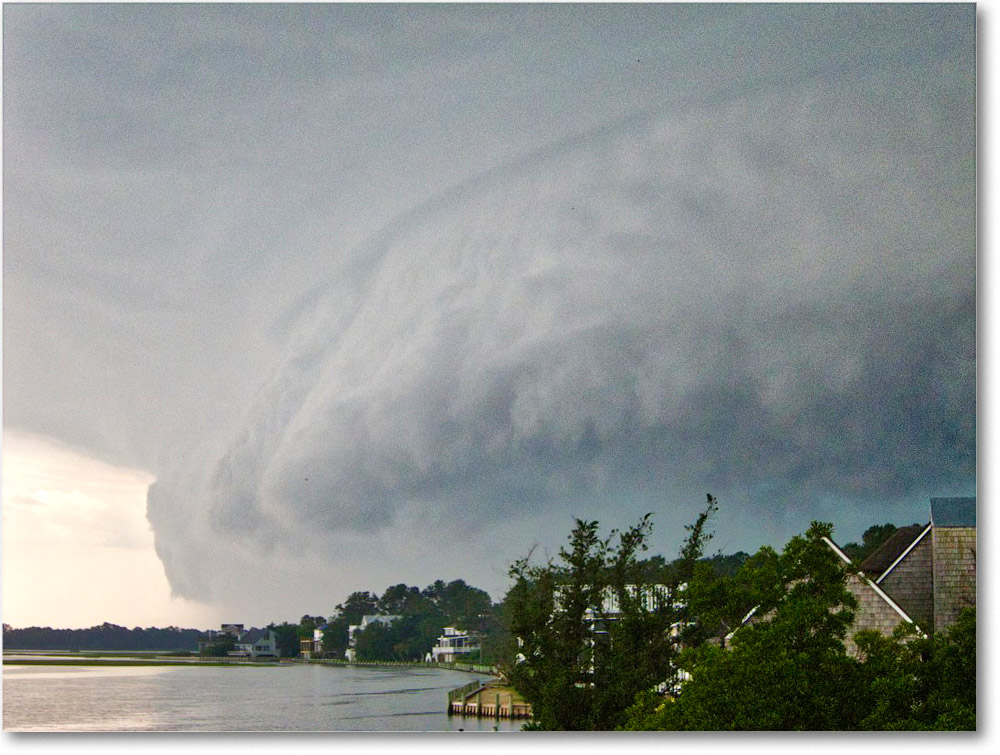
625, 524, 976, 732
854, 608, 975, 730
337, 592, 379, 624
623, 522, 862, 730
200, 636, 236, 657
297, 614, 326, 637
841, 523, 900, 563
268, 622, 301, 658
318, 582, 501, 661
321, 592, 378, 658
354, 621, 399, 661
378, 584, 430, 616
502, 496, 719, 730
422, 579, 494, 630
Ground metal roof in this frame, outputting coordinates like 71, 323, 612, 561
930, 497, 976, 527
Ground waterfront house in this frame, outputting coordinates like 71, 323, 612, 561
196, 623, 246, 654
197, 624, 279, 658
300, 623, 331, 659
430, 627, 480, 663
231, 627, 280, 658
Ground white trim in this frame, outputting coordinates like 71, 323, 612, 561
821, 536, 926, 637
861, 574, 925, 637
875, 523, 932, 585
822, 536, 853, 565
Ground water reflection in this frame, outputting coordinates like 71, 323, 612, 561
3, 663, 522, 731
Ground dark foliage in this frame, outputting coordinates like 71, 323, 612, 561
502, 496, 719, 730
324, 580, 500, 662
3, 623, 203, 651
622, 525, 976, 732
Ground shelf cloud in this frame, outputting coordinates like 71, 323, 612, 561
5, 4, 975, 615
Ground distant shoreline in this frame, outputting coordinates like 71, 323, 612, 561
3, 651, 497, 675
4, 658, 269, 667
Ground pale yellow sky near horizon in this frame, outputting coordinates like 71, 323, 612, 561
2, 431, 217, 630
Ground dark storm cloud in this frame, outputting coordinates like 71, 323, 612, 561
5, 4, 975, 608
148, 62, 974, 601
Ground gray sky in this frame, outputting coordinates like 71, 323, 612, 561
3, 3, 976, 628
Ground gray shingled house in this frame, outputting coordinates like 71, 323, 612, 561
853, 497, 976, 635
732, 498, 976, 656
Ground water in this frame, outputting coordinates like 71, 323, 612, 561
2, 662, 523, 731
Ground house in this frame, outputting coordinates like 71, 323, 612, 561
858, 497, 976, 635
343, 615, 400, 661
230, 627, 280, 658
430, 627, 480, 663
196, 623, 245, 654
300, 623, 331, 659
822, 536, 924, 655
732, 497, 976, 656
197, 624, 280, 658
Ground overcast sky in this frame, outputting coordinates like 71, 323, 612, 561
3, 3, 976, 629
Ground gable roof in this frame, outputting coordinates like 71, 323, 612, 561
930, 497, 976, 527
822, 537, 923, 634
240, 627, 272, 645
859, 524, 928, 578
726, 538, 924, 644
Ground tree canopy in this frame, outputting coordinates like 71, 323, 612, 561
621, 523, 975, 731
321, 580, 501, 663
501, 496, 719, 730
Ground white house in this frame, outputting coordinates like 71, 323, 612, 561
553, 583, 683, 638
430, 627, 480, 663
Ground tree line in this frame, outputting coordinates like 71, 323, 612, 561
3, 578, 503, 661
266, 578, 503, 663
2, 623, 203, 651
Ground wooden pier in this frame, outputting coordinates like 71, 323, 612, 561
447, 680, 532, 720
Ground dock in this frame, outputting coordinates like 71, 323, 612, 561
447, 679, 532, 720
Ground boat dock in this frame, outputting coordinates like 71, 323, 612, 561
447, 679, 532, 720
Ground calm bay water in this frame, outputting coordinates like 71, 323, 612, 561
3, 662, 522, 732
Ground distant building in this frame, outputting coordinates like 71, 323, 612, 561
196, 623, 279, 658
231, 627, 280, 658
300, 622, 335, 659
553, 583, 676, 616
552, 583, 685, 643
196, 623, 245, 654
430, 627, 480, 663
